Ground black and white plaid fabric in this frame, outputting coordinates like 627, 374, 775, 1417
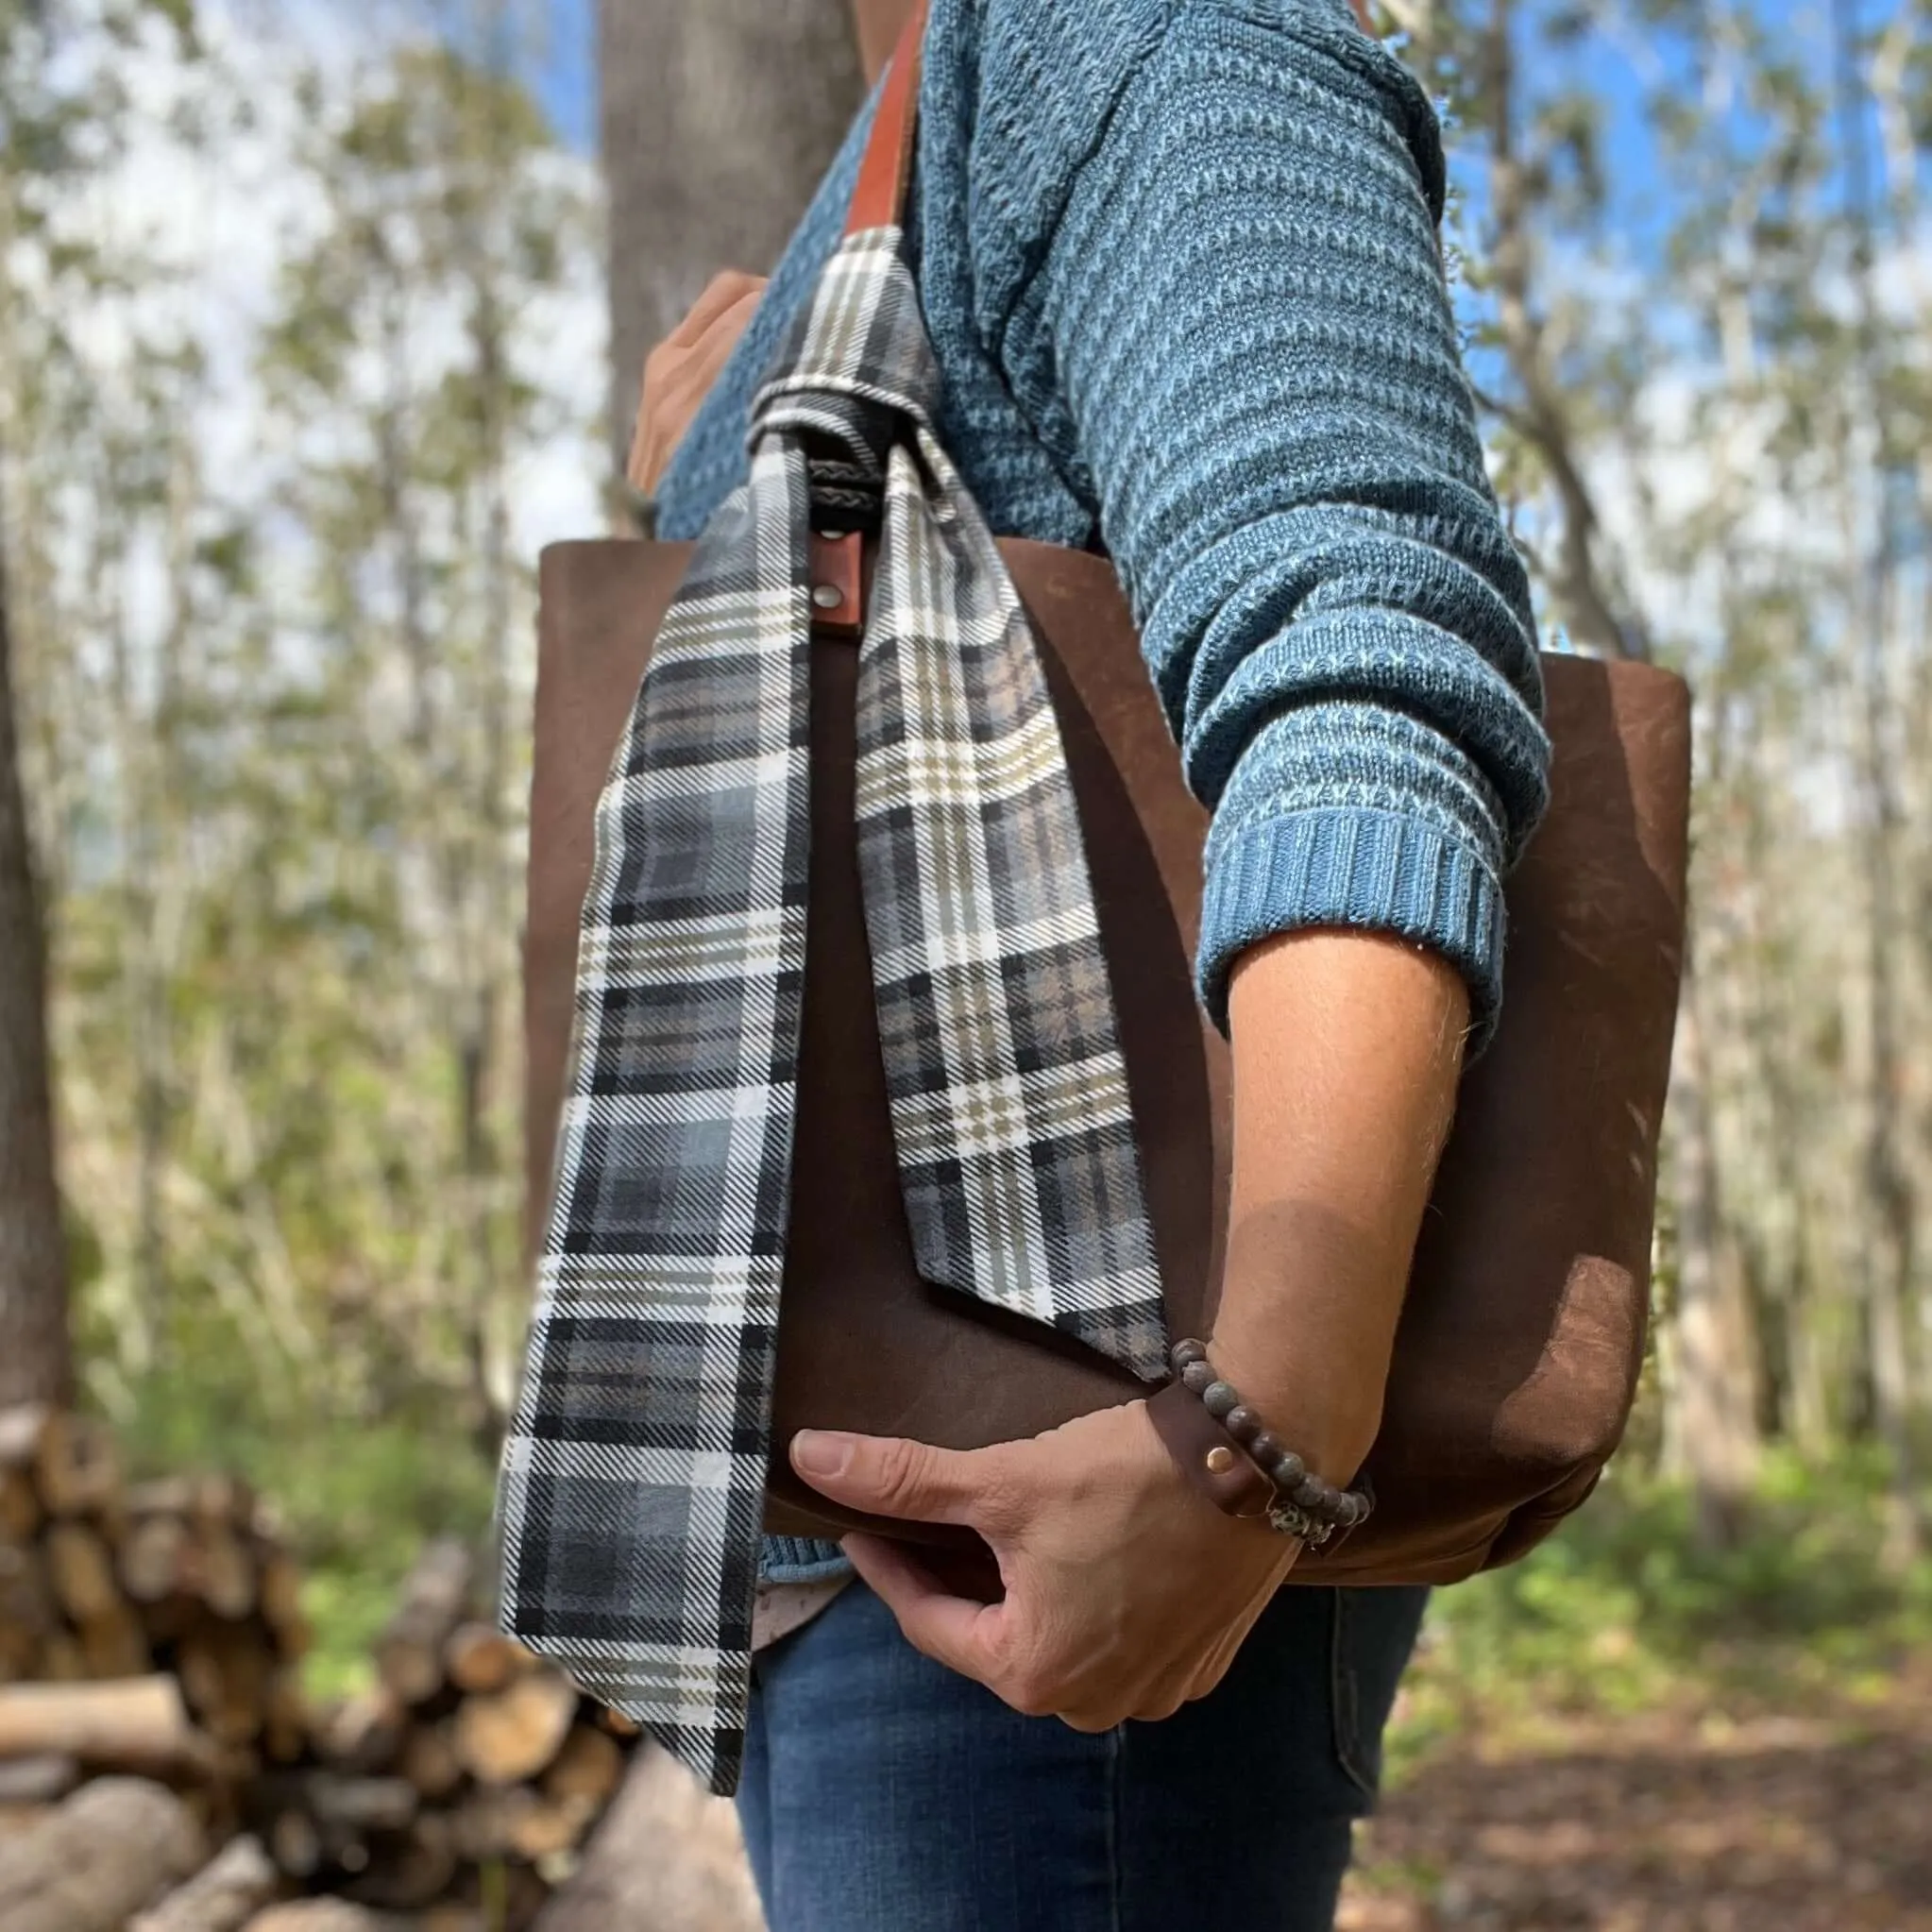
496, 225, 1167, 1796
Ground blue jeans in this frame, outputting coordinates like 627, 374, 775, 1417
737, 1578, 1429, 1931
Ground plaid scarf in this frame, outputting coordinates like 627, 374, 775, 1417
495, 221, 1167, 1796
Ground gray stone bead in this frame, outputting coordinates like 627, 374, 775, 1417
1292, 1474, 1329, 1511
1248, 1431, 1284, 1469
1222, 1404, 1262, 1446
1171, 1338, 1208, 1371
1201, 1381, 1239, 1420
1180, 1359, 1215, 1396
1269, 1450, 1306, 1493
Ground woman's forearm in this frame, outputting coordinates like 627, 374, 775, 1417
1209, 929, 1469, 1483
1042, 5, 1548, 1047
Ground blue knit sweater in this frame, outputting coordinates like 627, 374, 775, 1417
652, 0, 1551, 1584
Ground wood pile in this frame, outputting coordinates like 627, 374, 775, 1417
246, 1538, 635, 1923
0, 1409, 638, 1932
0, 1405, 304, 1770
0, 1777, 207, 1932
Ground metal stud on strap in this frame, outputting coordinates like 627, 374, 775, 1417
807, 530, 865, 640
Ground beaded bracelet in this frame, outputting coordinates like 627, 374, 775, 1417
1168, 1339, 1371, 1546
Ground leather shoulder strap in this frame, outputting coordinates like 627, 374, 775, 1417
844, 0, 927, 236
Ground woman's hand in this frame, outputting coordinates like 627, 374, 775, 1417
627, 270, 768, 497
791, 928, 1468, 1728
789, 1400, 1299, 1730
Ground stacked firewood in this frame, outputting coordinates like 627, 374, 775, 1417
0, 1408, 636, 1932
253, 1538, 635, 1920
0, 1404, 307, 1773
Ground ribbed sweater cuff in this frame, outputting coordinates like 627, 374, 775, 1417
1197, 806, 1505, 1052
760, 1534, 853, 1585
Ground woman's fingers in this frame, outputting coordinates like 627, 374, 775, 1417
842, 1533, 1006, 1683
789, 1429, 1021, 1534
665, 268, 767, 348
630, 274, 768, 492
844, 1535, 1081, 1726
809, 1407, 1296, 1736
1179, 1564, 1282, 1706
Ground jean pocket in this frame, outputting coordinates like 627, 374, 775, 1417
1329, 1585, 1430, 1804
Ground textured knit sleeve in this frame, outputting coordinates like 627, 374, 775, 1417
1026, 0, 1550, 1044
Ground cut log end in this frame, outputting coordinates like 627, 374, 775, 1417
453, 1671, 579, 1788
242, 1903, 415, 1932
443, 1622, 532, 1696
540, 1726, 622, 1808
33, 1414, 122, 1520
128, 1832, 279, 1932
0, 1415, 627, 1924
0, 1676, 217, 1779
0, 1776, 203, 1932
0, 1756, 79, 1807
374, 1543, 473, 1708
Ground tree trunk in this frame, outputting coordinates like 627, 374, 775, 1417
1667, 963, 1762, 1547
598, 0, 866, 464
1834, 0, 1924, 1559
1849, 580, 1922, 1557
460, 207, 515, 1452
850, 0, 917, 79
0, 522, 72, 1407
1478, 0, 1649, 662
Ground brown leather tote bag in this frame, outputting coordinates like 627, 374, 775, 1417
524, 23, 1691, 1586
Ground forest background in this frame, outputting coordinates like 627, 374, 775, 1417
1, 0, 1929, 1922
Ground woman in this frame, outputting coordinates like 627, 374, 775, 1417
630, 1, 1549, 1924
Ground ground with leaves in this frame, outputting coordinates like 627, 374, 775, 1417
602, 1462, 1932, 1932
609, 1666, 1932, 1932
1339, 1674, 1932, 1930
1332, 1464, 1932, 1929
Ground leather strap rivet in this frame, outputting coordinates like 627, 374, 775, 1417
811, 584, 843, 610
1162, 1340, 1369, 1545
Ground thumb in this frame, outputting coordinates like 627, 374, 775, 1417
788, 1430, 996, 1530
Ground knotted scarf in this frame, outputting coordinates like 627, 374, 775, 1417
495, 200, 1166, 1794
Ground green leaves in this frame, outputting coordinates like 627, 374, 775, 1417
3, 6, 597, 1534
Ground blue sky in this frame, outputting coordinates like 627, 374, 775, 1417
529, 1, 1914, 270
534, 0, 595, 151
522, 3, 1721, 243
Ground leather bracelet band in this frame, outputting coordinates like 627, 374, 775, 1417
1144, 1343, 1374, 1554
1144, 1378, 1279, 1521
